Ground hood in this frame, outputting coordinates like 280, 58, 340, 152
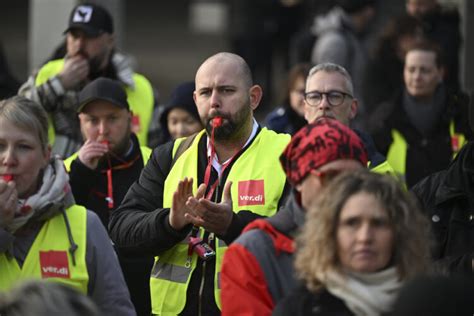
311, 7, 351, 36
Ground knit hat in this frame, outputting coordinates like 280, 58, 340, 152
280, 118, 368, 186
64, 3, 113, 37
159, 81, 200, 140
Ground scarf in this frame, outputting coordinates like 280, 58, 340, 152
324, 267, 402, 316
402, 84, 446, 137
7, 157, 74, 233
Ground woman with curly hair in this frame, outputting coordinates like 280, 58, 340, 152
273, 170, 431, 316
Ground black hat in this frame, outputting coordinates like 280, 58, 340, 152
64, 3, 113, 37
77, 78, 129, 113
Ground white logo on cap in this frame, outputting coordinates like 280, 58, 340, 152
73, 5, 93, 23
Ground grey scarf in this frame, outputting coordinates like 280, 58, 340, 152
7, 157, 74, 233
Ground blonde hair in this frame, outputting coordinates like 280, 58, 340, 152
0, 96, 49, 152
295, 170, 431, 292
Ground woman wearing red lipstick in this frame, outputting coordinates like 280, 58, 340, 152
0, 96, 135, 315
273, 170, 431, 316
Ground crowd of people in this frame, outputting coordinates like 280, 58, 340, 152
0, 0, 473, 315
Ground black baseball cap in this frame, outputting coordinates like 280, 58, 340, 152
64, 3, 113, 37
77, 78, 129, 113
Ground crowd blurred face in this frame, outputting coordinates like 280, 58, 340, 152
66, 29, 114, 73
167, 108, 203, 140
336, 191, 394, 273
0, 118, 50, 199
304, 71, 357, 126
194, 56, 261, 142
79, 101, 131, 154
406, 0, 437, 18
404, 49, 443, 100
296, 159, 363, 210
289, 76, 306, 117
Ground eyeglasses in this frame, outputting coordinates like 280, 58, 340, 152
313, 169, 342, 186
304, 90, 353, 107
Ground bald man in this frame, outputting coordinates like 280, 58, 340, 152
109, 52, 291, 316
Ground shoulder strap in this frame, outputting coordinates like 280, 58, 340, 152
170, 132, 199, 169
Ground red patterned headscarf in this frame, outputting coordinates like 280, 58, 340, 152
280, 118, 368, 186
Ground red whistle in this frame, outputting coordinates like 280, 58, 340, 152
101, 140, 110, 147
212, 117, 223, 128
2, 174, 14, 182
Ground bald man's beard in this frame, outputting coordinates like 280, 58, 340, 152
204, 104, 252, 142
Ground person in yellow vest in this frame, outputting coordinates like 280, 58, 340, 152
303, 62, 395, 176
0, 96, 135, 315
109, 52, 291, 316
368, 39, 472, 188
63, 77, 152, 316
18, 3, 157, 158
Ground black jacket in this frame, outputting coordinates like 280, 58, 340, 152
411, 142, 474, 274
369, 88, 471, 188
272, 285, 354, 316
69, 133, 152, 316
109, 128, 289, 316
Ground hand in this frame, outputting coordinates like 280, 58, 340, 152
58, 55, 89, 89
169, 178, 204, 230
185, 181, 233, 236
78, 139, 109, 170
0, 180, 18, 229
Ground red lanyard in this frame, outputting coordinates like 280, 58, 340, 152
101, 148, 141, 210
203, 117, 243, 200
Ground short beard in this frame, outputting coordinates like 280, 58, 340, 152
205, 105, 251, 142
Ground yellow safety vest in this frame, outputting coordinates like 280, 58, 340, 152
35, 59, 154, 146
63, 146, 152, 172
386, 121, 466, 182
0, 205, 89, 294
150, 129, 290, 315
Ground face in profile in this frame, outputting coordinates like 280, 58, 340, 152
336, 191, 394, 273
0, 118, 50, 199
167, 108, 203, 140
404, 49, 443, 100
296, 159, 363, 210
79, 101, 131, 154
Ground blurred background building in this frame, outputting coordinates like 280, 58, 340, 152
0, 0, 472, 120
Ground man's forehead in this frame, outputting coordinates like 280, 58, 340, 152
307, 71, 349, 90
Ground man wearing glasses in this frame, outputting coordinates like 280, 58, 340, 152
304, 63, 395, 175
221, 117, 369, 315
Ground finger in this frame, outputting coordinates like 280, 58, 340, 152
222, 181, 233, 204
195, 183, 207, 200
184, 213, 205, 227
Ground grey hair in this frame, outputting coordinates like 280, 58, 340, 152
0, 280, 101, 316
307, 63, 354, 95
0, 96, 49, 152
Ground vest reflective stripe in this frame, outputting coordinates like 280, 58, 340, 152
63, 146, 152, 172
34, 59, 154, 147
386, 123, 467, 181
0, 205, 88, 294
150, 128, 290, 315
